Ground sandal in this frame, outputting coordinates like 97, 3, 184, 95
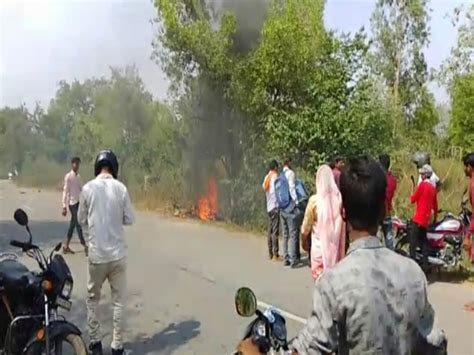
63, 246, 75, 254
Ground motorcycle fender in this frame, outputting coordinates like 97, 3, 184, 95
24, 320, 82, 350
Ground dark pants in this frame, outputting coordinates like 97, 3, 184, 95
267, 208, 279, 258
281, 206, 301, 265
67, 203, 85, 246
409, 222, 428, 270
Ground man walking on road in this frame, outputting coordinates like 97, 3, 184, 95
62, 156, 87, 255
79, 150, 135, 355
262, 160, 280, 261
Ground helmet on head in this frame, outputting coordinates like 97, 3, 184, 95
94, 150, 119, 179
412, 152, 431, 169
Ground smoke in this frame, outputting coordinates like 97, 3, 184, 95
206, 0, 270, 53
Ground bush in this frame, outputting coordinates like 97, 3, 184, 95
17, 156, 68, 188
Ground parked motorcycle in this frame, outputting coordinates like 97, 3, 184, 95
0, 209, 87, 354
233, 287, 290, 355
394, 195, 471, 269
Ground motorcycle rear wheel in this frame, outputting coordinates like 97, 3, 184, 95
25, 333, 87, 355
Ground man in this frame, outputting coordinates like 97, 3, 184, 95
238, 156, 447, 355
62, 156, 87, 255
262, 160, 280, 261
409, 164, 438, 271
330, 156, 344, 189
280, 158, 301, 268
79, 150, 135, 355
463, 153, 474, 263
379, 154, 397, 249
413, 152, 441, 190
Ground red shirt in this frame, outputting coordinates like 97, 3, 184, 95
385, 171, 397, 213
411, 180, 438, 228
470, 177, 474, 231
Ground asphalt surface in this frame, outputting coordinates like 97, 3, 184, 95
0, 180, 473, 354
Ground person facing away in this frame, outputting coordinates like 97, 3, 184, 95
78, 150, 135, 355
62, 156, 87, 255
280, 158, 301, 267
238, 156, 447, 355
463, 153, 474, 263
379, 153, 397, 250
410, 164, 438, 271
300, 165, 345, 280
329, 156, 344, 189
262, 159, 280, 261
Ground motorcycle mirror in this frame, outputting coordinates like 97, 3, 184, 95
13, 209, 29, 226
235, 287, 257, 317
54, 243, 62, 252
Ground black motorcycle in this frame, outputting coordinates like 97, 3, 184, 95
0, 209, 87, 354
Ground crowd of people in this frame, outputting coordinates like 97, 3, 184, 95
262, 152, 474, 278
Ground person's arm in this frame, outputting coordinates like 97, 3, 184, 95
78, 188, 89, 240
301, 197, 317, 251
123, 188, 135, 225
262, 173, 271, 192
62, 174, 69, 213
291, 276, 338, 354
288, 170, 297, 203
410, 183, 423, 204
415, 275, 447, 354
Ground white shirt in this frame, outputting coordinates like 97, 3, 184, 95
283, 166, 298, 203
262, 171, 278, 212
417, 171, 440, 188
78, 173, 135, 264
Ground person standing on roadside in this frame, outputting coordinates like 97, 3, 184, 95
409, 164, 438, 271
463, 153, 474, 264
277, 158, 301, 268
379, 154, 397, 250
262, 160, 280, 261
330, 156, 344, 189
62, 156, 87, 255
79, 150, 135, 355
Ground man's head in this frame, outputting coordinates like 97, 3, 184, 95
340, 156, 387, 236
71, 157, 81, 173
378, 154, 390, 172
94, 150, 119, 179
333, 156, 344, 170
283, 158, 292, 169
268, 159, 279, 172
463, 153, 474, 177
419, 164, 433, 180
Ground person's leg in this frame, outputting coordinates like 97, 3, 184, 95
409, 221, 418, 260
266, 211, 273, 259
87, 262, 108, 349
280, 213, 290, 265
70, 203, 87, 248
270, 209, 280, 258
419, 226, 429, 271
287, 212, 300, 266
108, 258, 127, 351
64, 205, 75, 252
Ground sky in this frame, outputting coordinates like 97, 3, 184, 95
0, 0, 466, 109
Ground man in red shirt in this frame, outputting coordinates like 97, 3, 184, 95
409, 164, 438, 270
379, 154, 397, 249
463, 153, 474, 263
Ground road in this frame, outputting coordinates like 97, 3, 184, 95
0, 180, 473, 354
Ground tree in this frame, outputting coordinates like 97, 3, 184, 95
370, 0, 431, 127
449, 73, 474, 151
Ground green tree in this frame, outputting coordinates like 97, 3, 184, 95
449, 73, 474, 151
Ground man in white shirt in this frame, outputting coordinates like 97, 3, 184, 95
62, 156, 87, 255
262, 160, 280, 260
78, 150, 135, 355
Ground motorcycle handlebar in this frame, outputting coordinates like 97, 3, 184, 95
10, 240, 30, 250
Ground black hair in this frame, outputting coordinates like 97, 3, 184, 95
71, 157, 81, 164
340, 156, 387, 233
283, 158, 292, 166
463, 153, 474, 167
268, 159, 279, 171
378, 154, 390, 171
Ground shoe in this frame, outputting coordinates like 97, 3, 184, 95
268, 254, 274, 260
112, 348, 125, 355
272, 255, 281, 261
283, 260, 290, 267
63, 246, 75, 254
84, 246, 89, 257
89, 342, 103, 355
291, 261, 302, 269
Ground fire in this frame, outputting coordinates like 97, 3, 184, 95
197, 177, 218, 220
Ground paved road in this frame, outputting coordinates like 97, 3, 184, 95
0, 180, 473, 354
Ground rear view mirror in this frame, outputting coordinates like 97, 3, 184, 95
14, 209, 29, 226
235, 287, 257, 317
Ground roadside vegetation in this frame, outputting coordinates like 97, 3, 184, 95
0, 1, 472, 236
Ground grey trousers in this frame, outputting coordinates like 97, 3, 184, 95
281, 208, 301, 265
267, 208, 280, 257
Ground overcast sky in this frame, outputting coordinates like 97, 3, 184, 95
0, 0, 466, 109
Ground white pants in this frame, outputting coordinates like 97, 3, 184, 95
87, 257, 126, 350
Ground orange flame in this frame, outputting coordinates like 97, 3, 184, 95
198, 177, 218, 220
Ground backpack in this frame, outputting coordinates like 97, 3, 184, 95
295, 178, 309, 205
274, 172, 291, 209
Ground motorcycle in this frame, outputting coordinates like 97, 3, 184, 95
0, 209, 87, 354
233, 287, 290, 355
393, 195, 472, 269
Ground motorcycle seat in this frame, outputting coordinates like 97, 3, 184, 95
0, 260, 30, 289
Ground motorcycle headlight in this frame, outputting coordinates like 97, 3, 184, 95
61, 280, 73, 299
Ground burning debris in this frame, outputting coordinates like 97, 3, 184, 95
197, 177, 219, 220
